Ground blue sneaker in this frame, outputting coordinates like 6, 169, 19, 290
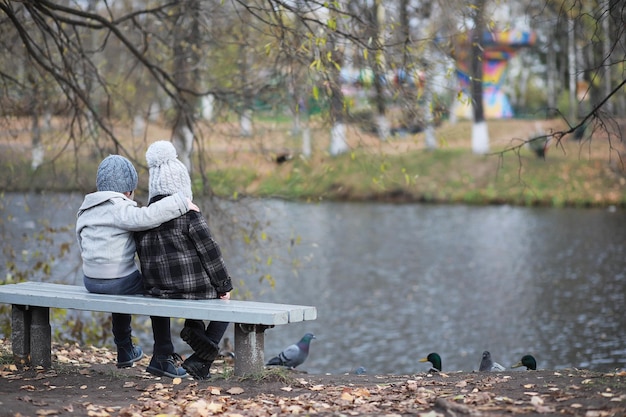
147, 353, 188, 378
117, 344, 144, 368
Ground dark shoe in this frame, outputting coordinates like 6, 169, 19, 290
180, 326, 219, 361
146, 353, 188, 378
182, 353, 212, 380
117, 344, 143, 368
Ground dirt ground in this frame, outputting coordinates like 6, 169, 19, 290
0, 341, 624, 417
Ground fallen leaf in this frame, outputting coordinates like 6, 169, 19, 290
310, 384, 324, 391
340, 392, 354, 401
35, 409, 60, 416
20, 385, 36, 391
530, 395, 544, 406
418, 411, 444, 417
172, 377, 182, 385
584, 411, 611, 417
206, 402, 223, 413
123, 381, 136, 388
209, 387, 221, 395
280, 386, 293, 392
227, 387, 244, 395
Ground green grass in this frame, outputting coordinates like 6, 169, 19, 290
0, 122, 624, 208
234, 146, 625, 207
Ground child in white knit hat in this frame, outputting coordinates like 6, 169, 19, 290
135, 141, 233, 380
76, 154, 198, 376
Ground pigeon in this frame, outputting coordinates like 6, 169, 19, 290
353, 366, 367, 375
266, 333, 316, 368
511, 354, 537, 370
479, 350, 506, 371
418, 352, 442, 373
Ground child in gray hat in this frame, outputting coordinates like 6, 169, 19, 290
76, 154, 198, 377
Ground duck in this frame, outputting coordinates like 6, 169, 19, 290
418, 352, 442, 373
479, 350, 506, 371
511, 354, 537, 370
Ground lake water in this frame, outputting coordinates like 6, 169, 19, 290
1, 193, 625, 374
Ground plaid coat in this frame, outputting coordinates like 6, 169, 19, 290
135, 201, 233, 300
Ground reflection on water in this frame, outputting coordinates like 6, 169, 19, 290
1, 193, 625, 374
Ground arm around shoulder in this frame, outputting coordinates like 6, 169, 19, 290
115, 192, 191, 231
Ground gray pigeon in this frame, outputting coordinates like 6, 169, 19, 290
479, 350, 506, 371
266, 333, 315, 368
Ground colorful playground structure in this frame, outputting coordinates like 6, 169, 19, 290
450, 29, 536, 119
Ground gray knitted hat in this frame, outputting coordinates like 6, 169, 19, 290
96, 155, 138, 193
146, 141, 192, 201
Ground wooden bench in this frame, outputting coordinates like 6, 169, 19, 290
0, 281, 317, 376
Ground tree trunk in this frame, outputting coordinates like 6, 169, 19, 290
371, 1, 389, 141
603, 0, 613, 115
567, 15, 577, 122
470, 0, 489, 154
170, 0, 200, 171
239, 10, 253, 137
328, 7, 348, 156
546, 29, 557, 117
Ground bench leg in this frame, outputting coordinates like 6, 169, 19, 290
11, 305, 31, 365
30, 307, 52, 368
233, 323, 271, 376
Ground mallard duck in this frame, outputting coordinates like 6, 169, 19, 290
479, 350, 506, 371
419, 352, 442, 373
511, 354, 537, 370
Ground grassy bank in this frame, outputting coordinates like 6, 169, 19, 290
1, 118, 625, 207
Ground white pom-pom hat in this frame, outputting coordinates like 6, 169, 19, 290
146, 140, 192, 202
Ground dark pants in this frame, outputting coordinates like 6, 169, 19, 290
184, 319, 229, 345
84, 271, 174, 355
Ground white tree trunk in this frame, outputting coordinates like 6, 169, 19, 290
329, 122, 348, 156
375, 115, 390, 141
546, 37, 556, 113
302, 127, 311, 159
603, 0, 613, 115
423, 87, 437, 150
201, 95, 215, 121
472, 121, 489, 154
568, 16, 577, 121
148, 102, 161, 122
172, 125, 194, 171
240, 109, 253, 137
132, 115, 146, 138
31, 144, 44, 170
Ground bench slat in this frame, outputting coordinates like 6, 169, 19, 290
19, 283, 316, 322
0, 282, 317, 326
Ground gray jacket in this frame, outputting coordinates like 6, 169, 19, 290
76, 191, 188, 279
